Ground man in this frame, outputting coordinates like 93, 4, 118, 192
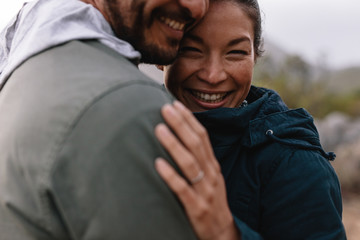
0, 0, 208, 239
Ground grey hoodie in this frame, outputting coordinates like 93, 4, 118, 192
0, 0, 141, 90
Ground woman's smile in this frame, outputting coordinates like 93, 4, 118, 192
185, 89, 232, 110
190, 90, 228, 103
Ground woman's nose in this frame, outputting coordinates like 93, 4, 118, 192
197, 60, 227, 85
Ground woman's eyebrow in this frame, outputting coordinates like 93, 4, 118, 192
183, 34, 203, 44
228, 37, 251, 47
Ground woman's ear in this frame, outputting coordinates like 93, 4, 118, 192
156, 65, 164, 71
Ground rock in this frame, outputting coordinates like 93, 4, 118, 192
331, 138, 360, 192
315, 112, 360, 151
315, 112, 360, 193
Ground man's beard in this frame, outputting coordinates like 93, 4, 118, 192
105, 0, 179, 65
134, 36, 179, 65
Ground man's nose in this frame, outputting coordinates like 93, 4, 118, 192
178, 0, 209, 21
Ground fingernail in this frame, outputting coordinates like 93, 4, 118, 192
174, 100, 185, 110
162, 103, 171, 112
156, 124, 170, 137
163, 104, 176, 116
155, 158, 167, 170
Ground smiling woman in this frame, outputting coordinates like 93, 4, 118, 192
155, 0, 347, 239
163, 0, 255, 112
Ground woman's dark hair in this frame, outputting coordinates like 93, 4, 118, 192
213, 0, 264, 58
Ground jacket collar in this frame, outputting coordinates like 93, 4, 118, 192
195, 86, 322, 150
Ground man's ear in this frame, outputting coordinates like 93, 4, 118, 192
156, 65, 164, 71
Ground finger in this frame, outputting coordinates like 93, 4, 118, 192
160, 103, 221, 187
168, 101, 221, 176
155, 123, 216, 198
161, 104, 209, 168
173, 101, 210, 143
155, 158, 236, 240
155, 158, 204, 213
155, 123, 202, 183
173, 101, 220, 171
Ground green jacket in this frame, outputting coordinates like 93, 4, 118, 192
0, 40, 196, 240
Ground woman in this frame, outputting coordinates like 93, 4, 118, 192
155, 0, 346, 239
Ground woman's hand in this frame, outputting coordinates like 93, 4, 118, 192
155, 101, 240, 240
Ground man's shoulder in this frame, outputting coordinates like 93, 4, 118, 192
6, 39, 173, 121
32, 40, 146, 84
0, 39, 173, 201
0, 40, 172, 176
11, 39, 169, 105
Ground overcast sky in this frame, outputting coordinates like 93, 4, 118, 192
1, 0, 359, 69
259, 0, 360, 69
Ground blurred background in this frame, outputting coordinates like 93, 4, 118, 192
1, 0, 359, 237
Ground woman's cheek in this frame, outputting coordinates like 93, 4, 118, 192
234, 62, 254, 84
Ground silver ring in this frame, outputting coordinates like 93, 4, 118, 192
190, 170, 204, 185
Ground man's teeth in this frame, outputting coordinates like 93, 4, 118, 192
160, 17, 185, 31
192, 91, 227, 103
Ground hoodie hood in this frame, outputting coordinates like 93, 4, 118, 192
0, 0, 141, 90
195, 86, 334, 160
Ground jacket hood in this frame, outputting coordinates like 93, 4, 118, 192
0, 0, 140, 90
195, 86, 335, 160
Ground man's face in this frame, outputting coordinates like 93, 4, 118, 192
104, 0, 209, 65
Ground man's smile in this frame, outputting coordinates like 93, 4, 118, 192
160, 16, 185, 31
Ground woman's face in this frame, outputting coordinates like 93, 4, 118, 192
164, 1, 255, 112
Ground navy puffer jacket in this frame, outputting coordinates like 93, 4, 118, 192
195, 86, 346, 240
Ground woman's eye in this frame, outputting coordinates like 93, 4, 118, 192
228, 50, 248, 55
179, 46, 201, 53
177, 46, 202, 58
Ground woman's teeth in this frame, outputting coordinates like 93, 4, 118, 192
192, 91, 227, 103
